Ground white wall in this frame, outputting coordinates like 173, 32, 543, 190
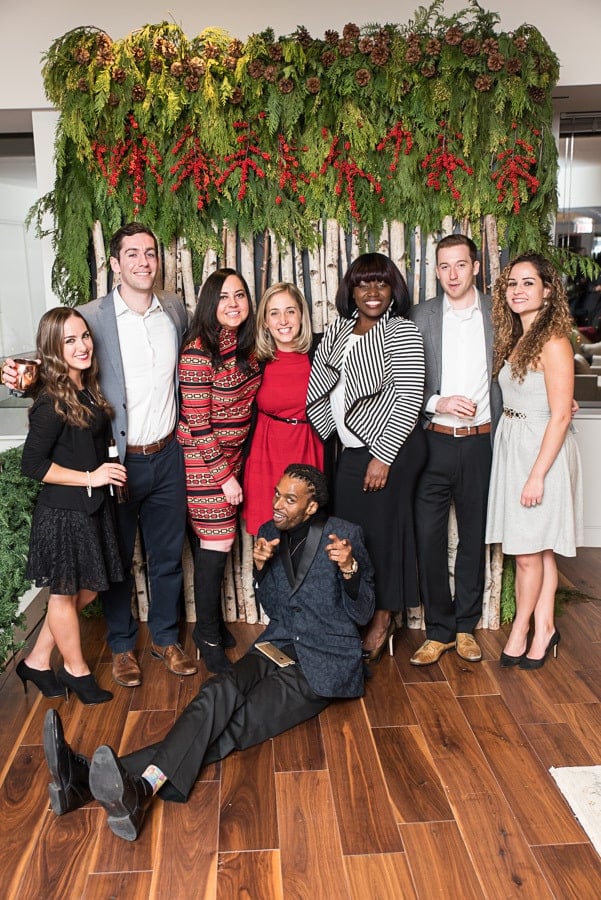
1, 0, 601, 113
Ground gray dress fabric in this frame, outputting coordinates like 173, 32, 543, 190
486, 362, 584, 557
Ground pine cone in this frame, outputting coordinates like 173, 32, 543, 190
73, 47, 91, 65
321, 50, 337, 68
263, 65, 277, 83
112, 67, 126, 84
536, 56, 552, 74
228, 39, 244, 58
370, 46, 390, 66
295, 26, 313, 48
268, 43, 284, 62
132, 83, 146, 101
203, 42, 220, 60
482, 38, 499, 54
230, 87, 244, 104
487, 52, 505, 72
358, 37, 374, 55
375, 28, 391, 48
188, 57, 206, 76
355, 68, 371, 86
405, 45, 422, 65
306, 77, 321, 94
248, 60, 265, 79
324, 30, 339, 46
96, 33, 112, 51
184, 75, 200, 92
506, 57, 522, 74
150, 58, 163, 73
132, 47, 146, 62
406, 32, 420, 46
529, 86, 546, 103
108, 92, 120, 107
421, 63, 437, 78
224, 56, 237, 71
170, 61, 184, 78
95, 48, 114, 67
278, 77, 294, 94
475, 74, 493, 92
461, 38, 481, 57
338, 39, 355, 58
444, 26, 464, 46
513, 36, 528, 52
426, 38, 442, 57
159, 39, 178, 60
343, 23, 361, 41
77, 78, 89, 93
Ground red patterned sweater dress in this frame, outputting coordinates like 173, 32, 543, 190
177, 328, 261, 542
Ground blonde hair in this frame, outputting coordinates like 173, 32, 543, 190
492, 252, 574, 381
254, 283, 313, 360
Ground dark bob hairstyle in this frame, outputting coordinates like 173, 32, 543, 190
335, 252, 411, 319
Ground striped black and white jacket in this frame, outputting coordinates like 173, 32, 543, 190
306, 309, 425, 466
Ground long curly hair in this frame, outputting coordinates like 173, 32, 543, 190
492, 252, 573, 381
184, 268, 256, 373
33, 307, 112, 428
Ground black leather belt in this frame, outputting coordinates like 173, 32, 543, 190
263, 411, 309, 425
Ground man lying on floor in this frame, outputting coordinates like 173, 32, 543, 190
42, 463, 375, 841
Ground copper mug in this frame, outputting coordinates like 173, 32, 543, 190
12, 358, 40, 396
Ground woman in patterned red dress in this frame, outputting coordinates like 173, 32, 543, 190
177, 269, 261, 673
242, 283, 324, 536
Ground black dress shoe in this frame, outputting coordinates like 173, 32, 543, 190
43, 709, 92, 815
89, 745, 154, 842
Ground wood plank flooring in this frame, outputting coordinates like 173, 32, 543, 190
1, 548, 601, 899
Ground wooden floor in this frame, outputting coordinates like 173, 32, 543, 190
2, 550, 601, 899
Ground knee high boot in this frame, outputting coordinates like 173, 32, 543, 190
192, 547, 232, 674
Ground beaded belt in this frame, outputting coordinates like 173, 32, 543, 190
263, 411, 309, 425
503, 407, 527, 419
126, 431, 175, 455
426, 422, 491, 438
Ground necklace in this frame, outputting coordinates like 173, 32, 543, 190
80, 387, 96, 405
289, 535, 307, 558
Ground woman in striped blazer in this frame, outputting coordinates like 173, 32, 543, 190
306, 253, 426, 662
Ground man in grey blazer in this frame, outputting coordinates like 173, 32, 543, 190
80, 223, 197, 684
409, 234, 502, 666
41, 464, 375, 841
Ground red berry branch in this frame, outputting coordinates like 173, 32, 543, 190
92, 115, 163, 215
214, 119, 271, 201
491, 131, 540, 214
376, 120, 413, 172
170, 126, 217, 210
421, 122, 473, 201
319, 129, 383, 221
274, 134, 312, 205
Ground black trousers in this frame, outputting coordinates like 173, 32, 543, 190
414, 430, 492, 643
122, 648, 329, 802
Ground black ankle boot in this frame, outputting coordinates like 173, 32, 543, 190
43, 709, 92, 815
57, 667, 113, 705
89, 744, 154, 842
192, 546, 229, 650
196, 639, 233, 674
16, 659, 64, 698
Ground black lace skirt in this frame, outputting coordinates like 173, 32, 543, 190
26, 500, 124, 596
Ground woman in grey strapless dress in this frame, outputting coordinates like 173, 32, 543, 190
486, 253, 583, 670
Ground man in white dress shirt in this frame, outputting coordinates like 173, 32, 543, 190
80, 223, 197, 685
409, 234, 501, 665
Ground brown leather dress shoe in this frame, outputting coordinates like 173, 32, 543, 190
456, 633, 482, 662
150, 643, 198, 676
112, 651, 142, 687
410, 639, 455, 666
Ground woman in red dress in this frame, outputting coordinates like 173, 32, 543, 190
178, 269, 261, 673
243, 283, 324, 536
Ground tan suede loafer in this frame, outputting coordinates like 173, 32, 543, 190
112, 650, 142, 687
456, 633, 482, 662
150, 643, 198, 676
410, 639, 455, 666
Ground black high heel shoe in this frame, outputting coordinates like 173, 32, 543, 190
57, 667, 113, 705
16, 660, 64, 697
195, 640, 233, 674
500, 651, 524, 668
519, 631, 560, 670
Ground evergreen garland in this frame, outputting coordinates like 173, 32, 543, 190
31, 1, 563, 303
0, 447, 40, 670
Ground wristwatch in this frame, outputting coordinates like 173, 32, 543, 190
341, 557, 359, 579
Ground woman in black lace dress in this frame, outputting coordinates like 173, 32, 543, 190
18, 307, 127, 705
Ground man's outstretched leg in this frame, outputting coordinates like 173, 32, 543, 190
89, 746, 155, 841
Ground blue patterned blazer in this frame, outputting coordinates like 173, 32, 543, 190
256, 512, 375, 698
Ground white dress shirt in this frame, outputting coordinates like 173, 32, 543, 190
113, 289, 178, 445
427, 288, 491, 428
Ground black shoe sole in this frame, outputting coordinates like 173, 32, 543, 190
89, 745, 141, 841
43, 709, 92, 815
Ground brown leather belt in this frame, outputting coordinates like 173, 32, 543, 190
426, 422, 491, 438
126, 431, 175, 455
